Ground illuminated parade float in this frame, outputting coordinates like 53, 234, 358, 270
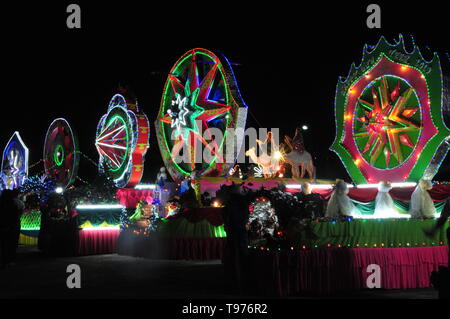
245, 35, 450, 295
117, 48, 248, 259
3, 36, 449, 295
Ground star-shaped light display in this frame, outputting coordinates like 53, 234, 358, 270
156, 48, 249, 181
353, 75, 421, 168
331, 35, 450, 184
168, 93, 190, 131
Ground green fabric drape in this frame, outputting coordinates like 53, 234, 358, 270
354, 201, 375, 215
353, 199, 446, 216
77, 208, 122, 227
157, 218, 227, 238
289, 219, 449, 248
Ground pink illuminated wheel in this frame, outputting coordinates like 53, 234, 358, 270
43, 118, 79, 189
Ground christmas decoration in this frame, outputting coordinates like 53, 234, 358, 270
1, 132, 29, 190
253, 165, 264, 178
281, 128, 315, 179
19, 175, 56, 204
332, 34, 450, 184
373, 181, 398, 217
246, 196, 279, 246
409, 179, 437, 218
95, 91, 150, 188
227, 164, 243, 179
155, 48, 248, 182
122, 200, 160, 235
43, 118, 79, 189
42, 192, 73, 221
245, 132, 281, 178
165, 201, 181, 217
325, 180, 357, 217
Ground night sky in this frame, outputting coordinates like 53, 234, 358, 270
2, 2, 449, 184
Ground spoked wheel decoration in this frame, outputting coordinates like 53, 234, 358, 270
155, 48, 248, 182
95, 92, 150, 188
331, 35, 450, 184
354, 75, 422, 169
43, 118, 79, 189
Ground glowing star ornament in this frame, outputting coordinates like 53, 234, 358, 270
168, 93, 190, 131
155, 48, 248, 182
95, 92, 150, 188
354, 75, 421, 167
1, 132, 29, 190
331, 35, 450, 184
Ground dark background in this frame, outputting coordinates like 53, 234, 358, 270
2, 1, 449, 184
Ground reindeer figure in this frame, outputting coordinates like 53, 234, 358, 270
245, 147, 279, 178
245, 131, 282, 178
282, 128, 316, 179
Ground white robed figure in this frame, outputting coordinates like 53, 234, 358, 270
409, 179, 436, 218
325, 180, 356, 217
374, 181, 396, 217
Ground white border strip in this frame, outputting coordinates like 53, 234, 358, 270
76, 204, 124, 210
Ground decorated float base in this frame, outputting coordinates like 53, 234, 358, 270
77, 228, 120, 255
18, 207, 122, 256
76, 207, 122, 255
247, 246, 448, 296
19, 231, 39, 245
19, 211, 41, 246
117, 207, 227, 260
244, 219, 449, 296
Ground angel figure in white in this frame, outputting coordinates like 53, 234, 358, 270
409, 179, 436, 218
325, 180, 357, 217
374, 181, 396, 217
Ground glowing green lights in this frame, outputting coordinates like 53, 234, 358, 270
53, 144, 65, 166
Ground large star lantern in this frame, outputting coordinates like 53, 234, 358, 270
167, 93, 190, 131
156, 48, 248, 182
354, 75, 421, 167
331, 35, 450, 184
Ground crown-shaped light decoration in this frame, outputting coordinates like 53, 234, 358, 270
1, 132, 29, 190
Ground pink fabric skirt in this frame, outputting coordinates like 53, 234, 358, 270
247, 246, 449, 296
